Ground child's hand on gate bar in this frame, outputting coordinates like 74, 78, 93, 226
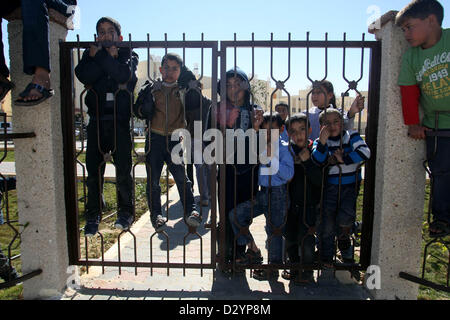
407, 124, 431, 140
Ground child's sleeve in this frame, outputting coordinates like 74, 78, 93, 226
311, 139, 328, 165
133, 81, 155, 120
74, 49, 104, 85
398, 52, 421, 126
343, 132, 371, 164
279, 144, 295, 182
343, 112, 355, 131
400, 85, 421, 125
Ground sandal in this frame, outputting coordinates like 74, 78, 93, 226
15, 82, 54, 107
429, 220, 450, 238
0, 79, 14, 101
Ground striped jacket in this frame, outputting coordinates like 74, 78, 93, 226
311, 130, 370, 185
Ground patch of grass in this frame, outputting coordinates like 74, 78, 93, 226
0, 189, 23, 300
417, 181, 450, 300
0, 284, 22, 300
0, 150, 15, 162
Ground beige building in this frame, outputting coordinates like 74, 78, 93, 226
0, 89, 12, 118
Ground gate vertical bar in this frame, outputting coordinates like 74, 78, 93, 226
360, 41, 381, 268
218, 44, 227, 271
60, 42, 80, 265
210, 41, 219, 268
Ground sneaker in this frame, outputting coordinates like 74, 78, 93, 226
0, 268, 19, 282
186, 210, 202, 227
84, 221, 99, 237
252, 269, 279, 281
151, 214, 167, 231
114, 214, 133, 231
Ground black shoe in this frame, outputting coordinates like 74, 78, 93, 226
114, 214, 133, 231
253, 269, 279, 281
84, 221, 99, 237
0, 268, 19, 282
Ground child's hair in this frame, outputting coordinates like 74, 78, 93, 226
317, 80, 337, 109
161, 53, 183, 68
285, 113, 310, 132
96, 17, 122, 36
395, 0, 444, 26
275, 102, 289, 110
262, 111, 284, 128
318, 108, 343, 126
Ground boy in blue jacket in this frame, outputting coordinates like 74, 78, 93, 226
229, 112, 294, 280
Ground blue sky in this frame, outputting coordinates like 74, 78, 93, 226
2, 0, 450, 95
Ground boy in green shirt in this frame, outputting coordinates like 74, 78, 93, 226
397, 0, 450, 238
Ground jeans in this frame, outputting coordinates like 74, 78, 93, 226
229, 185, 289, 264
191, 139, 211, 202
146, 132, 196, 220
218, 164, 259, 263
0, 0, 20, 77
284, 204, 317, 278
319, 183, 358, 263
426, 133, 450, 223
0, 0, 75, 76
85, 120, 133, 222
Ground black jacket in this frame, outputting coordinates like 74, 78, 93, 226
289, 141, 323, 212
75, 47, 138, 122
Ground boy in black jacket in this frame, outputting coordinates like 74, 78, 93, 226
75, 17, 138, 237
283, 113, 323, 285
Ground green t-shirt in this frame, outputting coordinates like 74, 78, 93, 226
398, 28, 450, 129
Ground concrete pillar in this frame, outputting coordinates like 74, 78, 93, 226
368, 11, 425, 300
6, 9, 72, 299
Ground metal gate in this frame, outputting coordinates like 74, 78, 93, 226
60, 33, 381, 277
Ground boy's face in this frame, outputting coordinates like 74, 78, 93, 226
400, 16, 435, 48
288, 120, 310, 148
322, 113, 342, 137
275, 105, 288, 121
262, 121, 282, 143
226, 77, 246, 106
97, 22, 122, 43
160, 59, 181, 84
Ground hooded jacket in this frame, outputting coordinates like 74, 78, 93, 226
207, 67, 260, 175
